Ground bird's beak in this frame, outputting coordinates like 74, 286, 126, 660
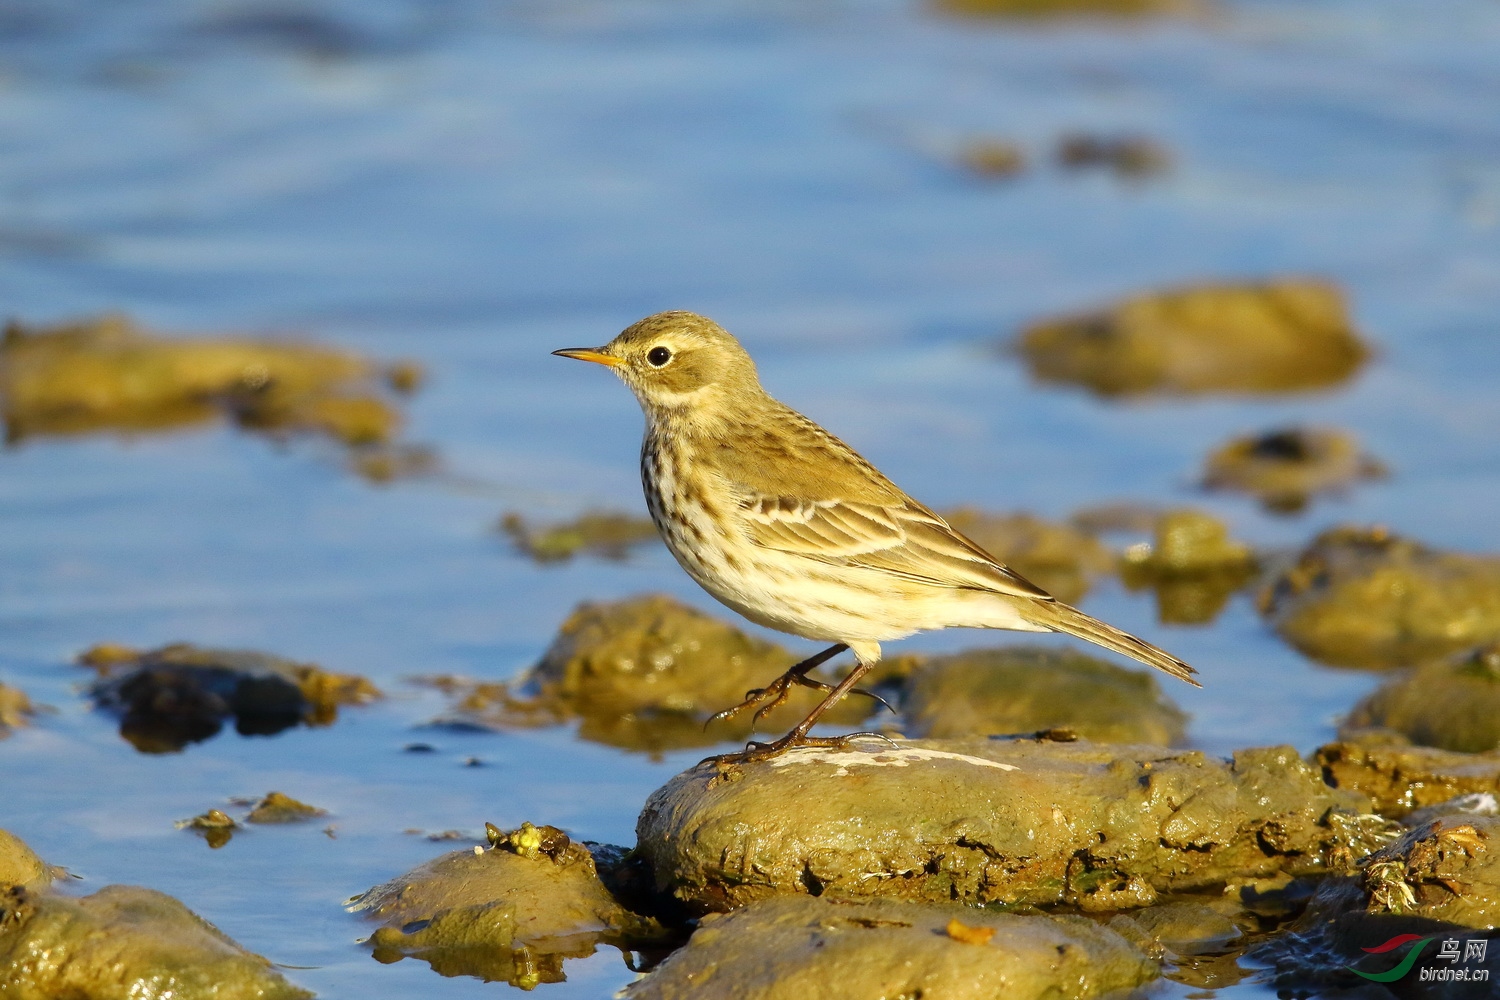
552, 347, 622, 368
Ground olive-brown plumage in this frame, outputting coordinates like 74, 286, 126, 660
555, 311, 1197, 757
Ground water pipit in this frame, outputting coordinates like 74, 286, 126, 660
555, 312, 1198, 759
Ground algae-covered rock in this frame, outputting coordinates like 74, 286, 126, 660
638, 739, 1381, 915
176, 809, 240, 849
246, 791, 327, 824
349, 822, 663, 987
425, 595, 871, 753
1056, 133, 1172, 178
1259, 527, 1500, 669
942, 508, 1113, 604
1255, 817, 1500, 997
1316, 740, 1500, 818
956, 139, 1027, 180
902, 646, 1188, 745
499, 510, 660, 564
1120, 509, 1257, 625
0, 315, 426, 478
0, 831, 52, 890
81, 642, 381, 752
622, 894, 1157, 1000
0, 884, 311, 999
1203, 426, 1386, 514
0, 683, 39, 738
1014, 279, 1368, 398
1341, 646, 1500, 753
1115, 900, 1245, 957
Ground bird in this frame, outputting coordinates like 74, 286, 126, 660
554, 311, 1199, 759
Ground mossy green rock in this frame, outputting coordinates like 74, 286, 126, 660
902, 646, 1188, 745
1342, 646, 1500, 752
1316, 739, 1500, 818
0, 884, 310, 999
638, 739, 1378, 915
622, 894, 1157, 1000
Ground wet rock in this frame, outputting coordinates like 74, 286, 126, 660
499, 510, 659, 564
1203, 426, 1387, 514
934, 0, 1191, 18
1120, 509, 1257, 625
622, 894, 1157, 1000
901, 646, 1188, 745
1317, 740, 1500, 818
0, 883, 311, 999
956, 139, 1027, 179
81, 642, 381, 753
1258, 527, 1500, 669
942, 508, 1113, 604
0, 830, 52, 890
1341, 646, 1500, 753
638, 739, 1383, 915
423, 595, 870, 754
1116, 900, 1244, 957
1014, 279, 1369, 398
1255, 817, 1500, 997
176, 809, 240, 850
0, 683, 39, 738
0, 313, 427, 471
1056, 133, 1172, 178
246, 791, 327, 824
1405, 794, 1500, 830
349, 822, 664, 988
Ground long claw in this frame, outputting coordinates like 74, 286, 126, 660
850, 687, 897, 716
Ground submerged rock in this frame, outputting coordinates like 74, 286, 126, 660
1317, 740, 1500, 818
0, 830, 53, 890
1202, 426, 1386, 514
424, 595, 871, 754
901, 646, 1188, 745
1258, 527, 1500, 669
956, 139, 1027, 179
0, 683, 39, 738
176, 809, 241, 849
1014, 279, 1368, 398
81, 642, 381, 753
638, 739, 1382, 915
1341, 645, 1500, 752
0, 313, 428, 481
349, 822, 664, 988
622, 894, 1157, 1000
1120, 509, 1257, 625
1056, 133, 1172, 178
499, 510, 660, 564
942, 508, 1113, 604
246, 791, 328, 824
0, 884, 311, 999
1255, 817, 1500, 996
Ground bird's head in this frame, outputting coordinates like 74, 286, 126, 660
553, 311, 763, 418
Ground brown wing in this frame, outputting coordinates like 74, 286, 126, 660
710, 401, 1052, 601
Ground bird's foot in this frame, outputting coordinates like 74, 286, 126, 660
698, 729, 900, 766
706, 674, 895, 731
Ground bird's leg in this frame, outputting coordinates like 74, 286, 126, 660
705, 659, 895, 764
705, 643, 848, 728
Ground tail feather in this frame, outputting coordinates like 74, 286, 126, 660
1021, 601, 1200, 687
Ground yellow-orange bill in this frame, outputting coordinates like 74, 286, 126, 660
551, 347, 622, 367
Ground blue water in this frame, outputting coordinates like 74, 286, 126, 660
3, 0, 1500, 995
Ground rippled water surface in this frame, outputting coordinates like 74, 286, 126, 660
3, 0, 1500, 996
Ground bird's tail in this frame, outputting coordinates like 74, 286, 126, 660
1019, 601, 1200, 687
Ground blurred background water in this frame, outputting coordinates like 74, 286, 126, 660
2, 0, 1499, 996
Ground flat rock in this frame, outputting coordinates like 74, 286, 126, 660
1014, 279, 1368, 398
349, 822, 663, 987
0, 884, 310, 999
1316, 740, 1500, 818
1341, 645, 1500, 752
901, 646, 1188, 745
1258, 526, 1500, 669
638, 739, 1383, 915
621, 894, 1157, 1000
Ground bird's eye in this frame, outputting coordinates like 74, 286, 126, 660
647, 346, 672, 367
